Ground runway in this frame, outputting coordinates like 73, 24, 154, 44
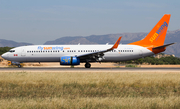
0, 67, 180, 72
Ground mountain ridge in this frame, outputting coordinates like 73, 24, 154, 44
44, 29, 180, 56
0, 29, 179, 56
0, 39, 33, 47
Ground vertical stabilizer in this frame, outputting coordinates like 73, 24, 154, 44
129, 14, 171, 47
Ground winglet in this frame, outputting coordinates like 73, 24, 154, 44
110, 36, 122, 50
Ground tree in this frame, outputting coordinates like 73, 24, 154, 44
0, 47, 13, 55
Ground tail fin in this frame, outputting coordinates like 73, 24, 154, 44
129, 14, 171, 47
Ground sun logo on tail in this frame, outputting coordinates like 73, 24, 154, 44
149, 22, 168, 43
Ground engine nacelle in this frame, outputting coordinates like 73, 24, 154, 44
60, 56, 80, 65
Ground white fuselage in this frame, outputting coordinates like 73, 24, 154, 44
2, 44, 154, 63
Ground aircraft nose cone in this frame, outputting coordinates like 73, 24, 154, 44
1, 53, 6, 59
1, 54, 5, 58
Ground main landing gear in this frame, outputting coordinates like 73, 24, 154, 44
85, 62, 91, 68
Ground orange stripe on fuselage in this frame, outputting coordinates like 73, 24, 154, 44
64, 47, 70, 50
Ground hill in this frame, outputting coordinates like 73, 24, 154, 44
0, 39, 33, 47
44, 29, 180, 57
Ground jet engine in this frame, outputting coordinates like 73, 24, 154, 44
60, 56, 80, 65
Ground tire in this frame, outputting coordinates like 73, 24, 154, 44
18, 64, 21, 68
85, 63, 91, 68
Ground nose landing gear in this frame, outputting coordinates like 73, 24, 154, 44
8, 61, 23, 68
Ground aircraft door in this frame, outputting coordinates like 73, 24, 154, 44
6, 53, 9, 57
21, 48, 26, 56
139, 49, 143, 57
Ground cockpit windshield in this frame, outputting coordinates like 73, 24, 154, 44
9, 50, 15, 53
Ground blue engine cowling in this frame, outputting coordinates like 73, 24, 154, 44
60, 56, 80, 65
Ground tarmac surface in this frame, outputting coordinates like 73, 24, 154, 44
0, 67, 180, 72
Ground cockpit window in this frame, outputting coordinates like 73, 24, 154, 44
9, 50, 15, 53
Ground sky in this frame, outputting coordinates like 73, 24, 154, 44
0, 0, 180, 44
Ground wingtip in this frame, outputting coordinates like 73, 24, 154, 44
117, 36, 122, 45
111, 36, 122, 49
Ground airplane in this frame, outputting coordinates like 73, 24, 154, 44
1, 14, 174, 68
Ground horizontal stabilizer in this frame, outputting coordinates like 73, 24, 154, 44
153, 43, 175, 50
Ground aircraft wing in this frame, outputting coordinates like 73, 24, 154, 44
77, 37, 122, 62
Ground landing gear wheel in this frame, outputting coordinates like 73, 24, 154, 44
18, 64, 22, 68
85, 63, 91, 68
